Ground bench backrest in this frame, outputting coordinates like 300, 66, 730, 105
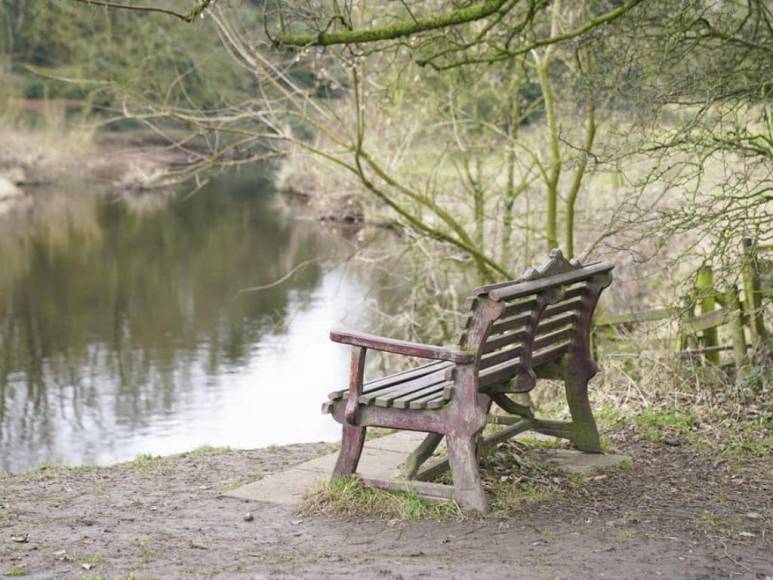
459, 250, 613, 393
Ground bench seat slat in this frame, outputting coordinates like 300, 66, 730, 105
328, 360, 452, 400
368, 367, 453, 407
408, 382, 455, 409
393, 381, 453, 409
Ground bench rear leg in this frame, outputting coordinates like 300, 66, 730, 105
402, 432, 443, 479
333, 424, 366, 477
564, 370, 602, 453
447, 433, 489, 514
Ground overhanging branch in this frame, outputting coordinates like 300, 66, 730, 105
278, 0, 512, 47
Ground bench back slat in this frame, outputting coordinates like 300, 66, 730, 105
465, 250, 613, 393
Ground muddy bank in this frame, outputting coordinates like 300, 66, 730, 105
1, 431, 770, 579
0, 127, 211, 202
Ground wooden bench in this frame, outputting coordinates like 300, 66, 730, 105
323, 250, 614, 513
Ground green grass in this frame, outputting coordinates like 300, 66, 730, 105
218, 479, 247, 495
187, 445, 231, 458
517, 436, 564, 449
634, 407, 696, 443
594, 404, 626, 429
3, 565, 25, 577
129, 454, 164, 471
300, 476, 464, 521
20, 462, 93, 480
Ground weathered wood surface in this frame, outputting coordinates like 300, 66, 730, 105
330, 328, 473, 363
323, 249, 613, 513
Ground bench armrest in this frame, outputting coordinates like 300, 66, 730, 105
330, 328, 474, 364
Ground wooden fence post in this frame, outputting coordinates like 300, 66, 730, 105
696, 266, 719, 364
742, 238, 768, 347
677, 296, 693, 352
726, 285, 747, 368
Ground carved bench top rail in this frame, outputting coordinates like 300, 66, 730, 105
477, 261, 613, 302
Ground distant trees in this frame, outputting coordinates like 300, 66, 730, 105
54, 0, 772, 284
0, 0, 247, 106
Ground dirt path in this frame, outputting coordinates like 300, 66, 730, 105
1, 432, 770, 579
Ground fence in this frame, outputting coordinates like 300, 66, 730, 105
593, 238, 771, 366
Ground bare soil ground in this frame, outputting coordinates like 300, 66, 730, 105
1, 430, 771, 579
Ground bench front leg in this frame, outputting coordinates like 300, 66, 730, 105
333, 346, 367, 477
344, 346, 367, 425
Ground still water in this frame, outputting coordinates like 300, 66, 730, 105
0, 172, 390, 473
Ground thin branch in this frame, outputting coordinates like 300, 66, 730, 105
64, 0, 214, 23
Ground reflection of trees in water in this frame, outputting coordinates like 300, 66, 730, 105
0, 174, 333, 471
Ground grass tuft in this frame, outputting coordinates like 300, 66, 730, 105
299, 476, 464, 521
187, 445, 231, 458
3, 565, 26, 577
129, 454, 163, 471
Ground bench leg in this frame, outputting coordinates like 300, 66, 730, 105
447, 433, 489, 514
333, 424, 366, 477
402, 432, 444, 479
565, 371, 602, 453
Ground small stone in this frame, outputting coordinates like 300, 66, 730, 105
745, 512, 761, 520
243, 513, 254, 522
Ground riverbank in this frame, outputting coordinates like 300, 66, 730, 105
0, 126, 199, 199
1, 428, 770, 578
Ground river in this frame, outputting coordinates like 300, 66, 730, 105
0, 171, 395, 473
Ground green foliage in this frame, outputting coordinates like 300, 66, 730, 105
635, 408, 697, 443
0, 0, 253, 108
594, 347, 772, 457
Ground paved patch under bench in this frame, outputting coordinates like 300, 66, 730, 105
225, 431, 630, 506
225, 431, 426, 505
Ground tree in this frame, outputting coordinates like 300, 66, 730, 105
58, 0, 771, 290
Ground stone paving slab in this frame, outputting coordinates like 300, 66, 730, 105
527, 448, 631, 475
225, 431, 425, 505
225, 431, 631, 506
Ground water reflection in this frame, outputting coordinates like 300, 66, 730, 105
0, 173, 374, 472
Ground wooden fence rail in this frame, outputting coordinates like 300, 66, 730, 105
593, 238, 770, 367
